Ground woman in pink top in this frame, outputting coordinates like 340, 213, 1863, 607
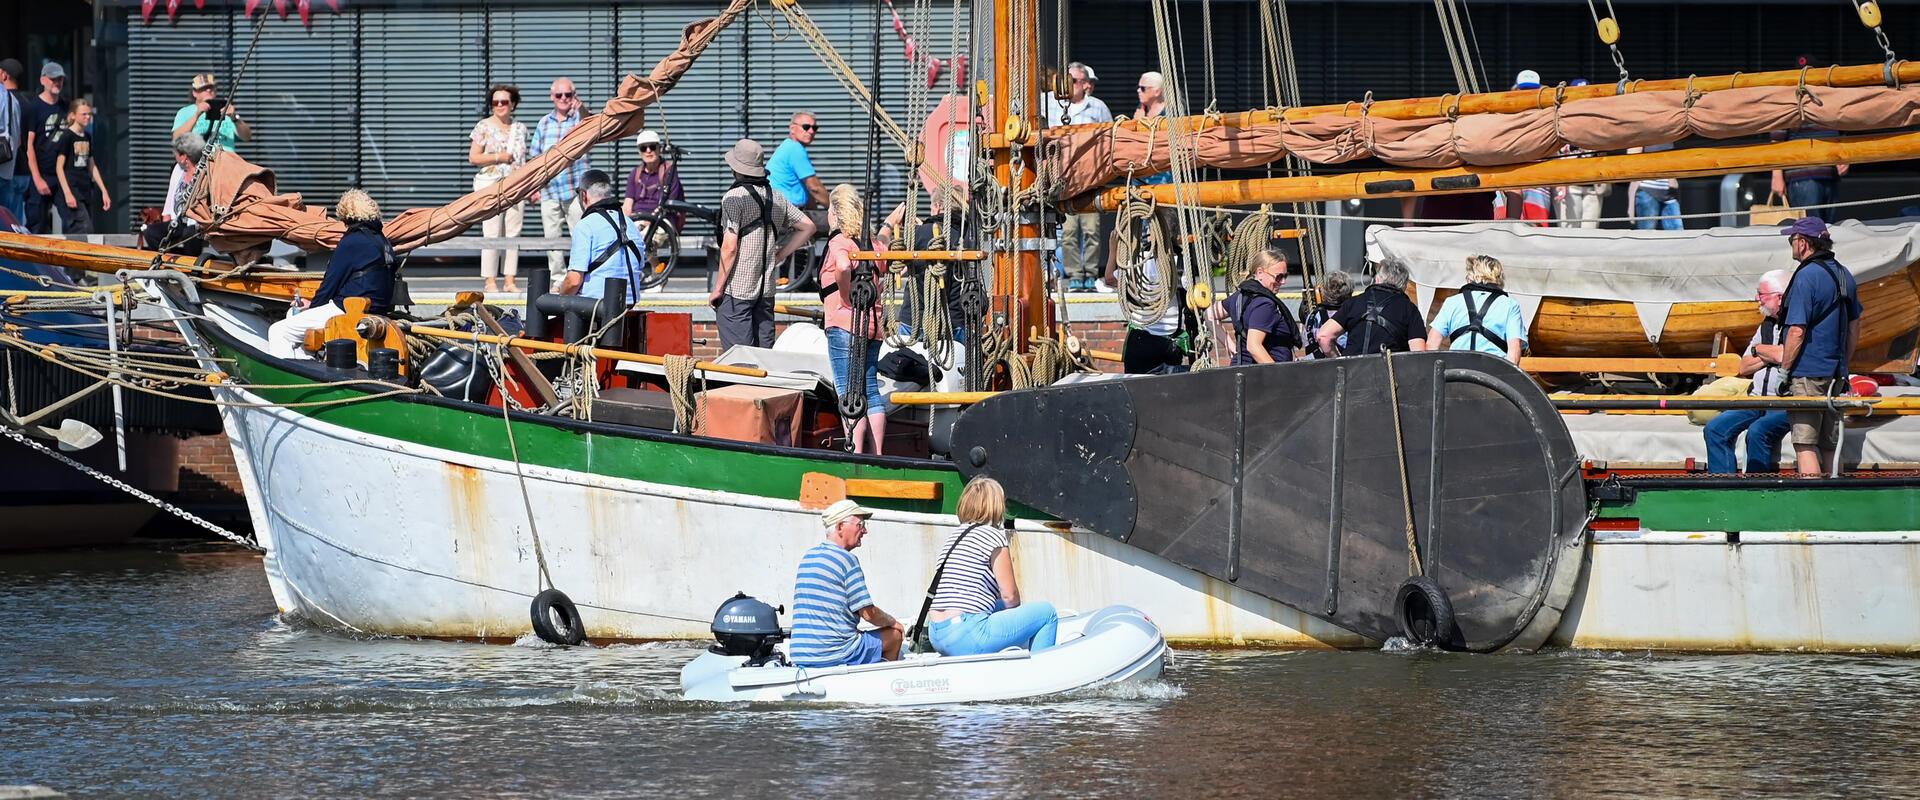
821, 183, 887, 454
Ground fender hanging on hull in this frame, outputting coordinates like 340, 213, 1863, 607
951, 351, 1590, 652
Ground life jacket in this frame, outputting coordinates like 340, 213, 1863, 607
583, 198, 643, 305
1451, 282, 1509, 353
1231, 278, 1297, 362
1751, 316, 1784, 395
1345, 284, 1410, 357
1778, 253, 1855, 388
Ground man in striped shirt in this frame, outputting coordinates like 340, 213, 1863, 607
529, 77, 589, 276
788, 500, 906, 667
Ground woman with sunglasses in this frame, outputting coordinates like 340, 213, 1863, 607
621, 130, 685, 253
469, 83, 528, 294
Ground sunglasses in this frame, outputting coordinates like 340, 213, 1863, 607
491, 99, 513, 107
1136, 85, 1153, 92
194, 86, 216, 93
552, 91, 575, 99
639, 144, 659, 152
798, 123, 818, 132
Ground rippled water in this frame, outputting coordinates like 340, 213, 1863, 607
4, 545, 1920, 798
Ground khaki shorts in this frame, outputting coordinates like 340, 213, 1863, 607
1787, 376, 1840, 447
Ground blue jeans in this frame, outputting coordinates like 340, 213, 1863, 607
1634, 190, 1682, 230
826, 326, 885, 411
1704, 409, 1791, 474
0, 175, 26, 227
930, 601, 1059, 656
1787, 177, 1838, 223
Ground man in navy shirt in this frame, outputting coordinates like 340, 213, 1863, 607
1777, 217, 1862, 476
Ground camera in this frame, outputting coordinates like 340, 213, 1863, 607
205, 97, 228, 122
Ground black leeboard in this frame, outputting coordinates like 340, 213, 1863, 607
951, 351, 1589, 652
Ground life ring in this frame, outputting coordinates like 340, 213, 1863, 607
1394, 576, 1462, 650
530, 588, 587, 646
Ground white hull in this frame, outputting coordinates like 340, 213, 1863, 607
174, 304, 1920, 654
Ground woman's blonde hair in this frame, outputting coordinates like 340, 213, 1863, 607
1465, 254, 1504, 287
335, 189, 381, 224
1248, 246, 1287, 278
955, 476, 1007, 525
829, 183, 863, 239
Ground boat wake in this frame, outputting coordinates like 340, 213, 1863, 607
31, 682, 685, 715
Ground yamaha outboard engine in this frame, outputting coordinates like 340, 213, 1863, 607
711, 592, 786, 666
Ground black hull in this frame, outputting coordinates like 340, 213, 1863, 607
951, 352, 1590, 652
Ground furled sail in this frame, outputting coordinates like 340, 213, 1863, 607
183, 0, 751, 261
1046, 83, 1920, 200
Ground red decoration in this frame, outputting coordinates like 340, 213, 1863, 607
244, 0, 261, 16
273, 0, 289, 19
325, 0, 340, 10
193, 0, 205, 8
166, 0, 183, 21
142, 0, 158, 24
297, 0, 312, 26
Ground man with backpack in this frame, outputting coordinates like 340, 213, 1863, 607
1777, 217, 1862, 476
1316, 259, 1428, 357
708, 138, 815, 350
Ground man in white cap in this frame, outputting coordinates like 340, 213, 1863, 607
708, 138, 814, 350
788, 499, 906, 667
22, 61, 68, 234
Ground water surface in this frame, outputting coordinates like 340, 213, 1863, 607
2, 545, 1915, 798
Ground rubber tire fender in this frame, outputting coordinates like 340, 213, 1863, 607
1394, 576, 1463, 651
530, 588, 588, 646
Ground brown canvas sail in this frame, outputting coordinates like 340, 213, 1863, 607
1048, 84, 1920, 200
184, 0, 751, 261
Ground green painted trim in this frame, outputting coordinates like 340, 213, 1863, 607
1597, 485, 1920, 532
217, 342, 969, 515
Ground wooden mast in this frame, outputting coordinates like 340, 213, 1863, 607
990, 0, 1046, 351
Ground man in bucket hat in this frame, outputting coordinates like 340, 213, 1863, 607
787, 499, 906, 667
1777, 216, 1862, 475
708, 138, 814, 350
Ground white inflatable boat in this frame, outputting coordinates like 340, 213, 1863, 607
680, 599, 1170, 706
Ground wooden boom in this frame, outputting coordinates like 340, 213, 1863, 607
1080, 130, 1920, 211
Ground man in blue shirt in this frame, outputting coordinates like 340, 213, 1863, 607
788, 499, 906, 667
767, 111, 827, 211
530, 78, 588, 275
1778, 216, 1862, 476
557, 170, 647, 304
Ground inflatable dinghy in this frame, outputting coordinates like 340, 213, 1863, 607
680, 598, 1169, 706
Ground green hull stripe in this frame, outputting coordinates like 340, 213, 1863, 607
1599, 486, 1920, 532
219, 342, 966, 515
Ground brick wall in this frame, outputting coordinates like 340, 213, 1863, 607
176, 433, 245, 506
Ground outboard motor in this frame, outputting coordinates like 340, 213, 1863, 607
710, 592, 787, 666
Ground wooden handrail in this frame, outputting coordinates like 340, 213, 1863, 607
405, 325, 767, 378
851, 250, 987, 262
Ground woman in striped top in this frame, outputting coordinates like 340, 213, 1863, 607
927, 477, 1059, 656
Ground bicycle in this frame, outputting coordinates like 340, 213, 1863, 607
661, 199, 824, 293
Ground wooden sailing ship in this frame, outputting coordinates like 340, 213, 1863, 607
3, 0, 1920, 653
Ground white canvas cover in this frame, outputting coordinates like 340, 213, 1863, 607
1366, 219, 1920, 342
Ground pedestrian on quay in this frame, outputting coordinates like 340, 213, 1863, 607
788, 499, 907, 667
1047, 62, 1113, 293
708, 138, 813, 351
52, 99, 108, 235
1777, 217, 1862, 476
1770, 56, 1849, 224
1300, 271, 1354, 359
1702, 269, 1793, 475
469, 83, 527, 294
1626, 144, 1683, 231
172, 73, 253, 152
22, 61, 68, 235
529, 77, 587, 279
768, 110, 829, 231
141, 132, 206, 256
1216, 246, 1300, 365
820, 183, 887, 454
1105, 206, 1189, 374
1425, 254, 1526, 363
556, 169, 647, 304
0, 58, 24, 225
621, 130, 685, 256
1317, 259, 1428, 356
